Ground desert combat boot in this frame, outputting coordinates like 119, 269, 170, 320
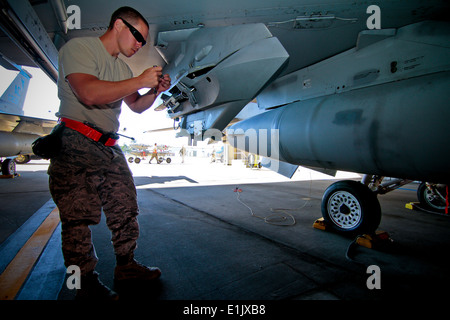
114, 259, 161, 282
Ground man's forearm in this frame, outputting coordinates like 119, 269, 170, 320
126, 90, 158, 114
67, 73, 145, 107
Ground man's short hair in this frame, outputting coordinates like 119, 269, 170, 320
108, 6, 149, 30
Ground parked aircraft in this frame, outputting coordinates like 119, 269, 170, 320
0, 58, 56, 175
0, 0, 448, 233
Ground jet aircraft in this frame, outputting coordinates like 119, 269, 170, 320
0, 0, 448, 233
0, 56, 56, 175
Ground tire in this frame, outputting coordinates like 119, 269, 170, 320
128, 157, 134, 163
417, 182, 447, 213
134, 157, 141, 164
166, 157, 171, 164
321, 180, 381, 235
1, 159, 16, 176
15, 154, 31, 164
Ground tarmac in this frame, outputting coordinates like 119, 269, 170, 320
1, 155, 450, 307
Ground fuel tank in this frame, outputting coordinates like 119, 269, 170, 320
0, 132, 39, 157
228, 71, 450, 183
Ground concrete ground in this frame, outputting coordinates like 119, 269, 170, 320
1, 155, 450, 305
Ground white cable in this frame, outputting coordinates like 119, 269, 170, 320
235, 189, 311, 227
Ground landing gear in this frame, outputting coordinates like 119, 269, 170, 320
1, 158, 16, 176
321, 180, 381, 235
14, 154, 31, 164
320, 175, 448, 234
417, 182, 448, 213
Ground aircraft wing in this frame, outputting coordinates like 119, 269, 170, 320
0, 113, 56, 136
1, 1, 447, 81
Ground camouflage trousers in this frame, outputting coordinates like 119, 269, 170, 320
48, 126, 139, 275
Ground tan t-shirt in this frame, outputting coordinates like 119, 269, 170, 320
57, 37, 133, 133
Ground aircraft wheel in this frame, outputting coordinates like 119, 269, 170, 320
15, 154, 31, 164
321, 180, 381, 235
128, 157, 134, 163
1, 159, 16, 176
417, 182, 447, 213
134, 157, 141, 164
166, 157, 171, 164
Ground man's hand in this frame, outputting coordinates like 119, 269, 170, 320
156, 74, 171, 94
138, 66, 163, 89
124, 67, 171, 113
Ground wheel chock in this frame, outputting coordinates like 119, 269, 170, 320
405, 202, 420, 210
0, 174, 19, 179
356, 231, 392, 249
313, 219, 393, 250
313, 217, 329, 231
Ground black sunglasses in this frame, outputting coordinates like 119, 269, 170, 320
118, 17, 146, 46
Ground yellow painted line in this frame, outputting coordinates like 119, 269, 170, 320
0, 207, 60, 300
